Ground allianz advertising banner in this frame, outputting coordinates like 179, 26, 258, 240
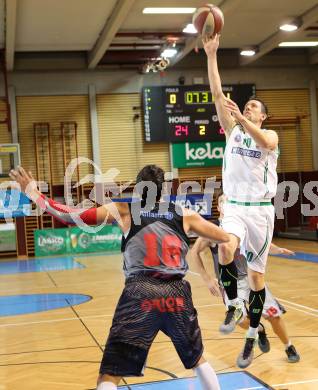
172, 142, 225, 168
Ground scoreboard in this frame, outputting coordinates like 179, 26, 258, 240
143, 84, 255, 142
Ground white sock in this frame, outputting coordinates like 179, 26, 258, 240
97, 382, 117, 390
194, 361, 220, 390
247, 326, 258, 338
228, 298, 239, 307
285, 340, 292, 349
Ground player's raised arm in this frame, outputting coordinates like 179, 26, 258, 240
203, 34, 235, 137
223, 97, 279, 151
9, 166, 129, 230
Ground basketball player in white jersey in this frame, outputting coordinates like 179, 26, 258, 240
190, 193, 300, 366
203, 34, 279, 367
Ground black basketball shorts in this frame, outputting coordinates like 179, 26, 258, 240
99, 275, 203, 377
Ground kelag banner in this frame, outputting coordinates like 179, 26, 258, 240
34, 225, 122, 257
0, 190, 31, 218
172, 142, 225, 168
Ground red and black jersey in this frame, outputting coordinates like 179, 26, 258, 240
122, 202, 190, 279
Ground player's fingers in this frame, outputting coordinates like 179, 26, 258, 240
17, 166, 27, 177
28, 171, 35, 181
9, 169, 20, 179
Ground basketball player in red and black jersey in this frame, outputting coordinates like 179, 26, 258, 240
11, 164, 229, 390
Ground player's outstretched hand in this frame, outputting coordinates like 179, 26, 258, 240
223, 97, 244, 122
279, 248, 295, 256
202, 34, 220, 56
207, 278, 221, 297
9, 166, 38, 195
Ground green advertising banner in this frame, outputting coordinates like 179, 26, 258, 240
34, 228, 69, 257
0, 223, 16, 252
34, 225, 122, 257
69, 225, 122, 254
172, 141, 225, 168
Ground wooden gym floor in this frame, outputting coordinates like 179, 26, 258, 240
0, 238, 317, 390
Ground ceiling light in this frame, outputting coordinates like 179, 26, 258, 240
240, 49, 256, 56
279, 41, 318, 47
280, 23, 298, 32
161, 48, 178, 58
183, 23, 197, 34
143, 8, 196, 14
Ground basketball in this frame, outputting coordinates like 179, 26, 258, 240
192, 4, 224, 37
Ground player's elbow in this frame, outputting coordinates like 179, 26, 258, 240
263, 140, 277, 151
211, 228, 230, 244
220, 231, 230, 243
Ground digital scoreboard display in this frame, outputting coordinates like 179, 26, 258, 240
143, 84, 255, 142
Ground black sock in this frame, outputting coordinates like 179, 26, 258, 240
218, 262, 238, 300
249, 288, 266, 328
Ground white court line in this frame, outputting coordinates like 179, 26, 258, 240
0, 313, 113, 328
272, 378, 318, 387
278, 298, 318, 313
196, 304, 223, 308
279, 303, 318, 318
237, 379, 318, 389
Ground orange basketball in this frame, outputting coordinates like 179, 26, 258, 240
192, 4, 224, 37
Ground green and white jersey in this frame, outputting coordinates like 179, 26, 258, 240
223, 124, 278, 202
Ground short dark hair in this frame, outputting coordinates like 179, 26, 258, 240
247, 97, 269, 116
136, 164, 165, 202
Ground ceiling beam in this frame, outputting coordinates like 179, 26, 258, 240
88, 0, 136, 69
240, 3, 318, 66
169, 0, 243, 68
5, 0, 17, 70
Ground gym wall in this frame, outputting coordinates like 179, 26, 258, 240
16, 95, 93, 184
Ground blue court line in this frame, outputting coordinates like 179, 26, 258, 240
119, 372, 272, 389
0, 293, 92, 316
272, 251, 318, 264
0, 257, 85, 274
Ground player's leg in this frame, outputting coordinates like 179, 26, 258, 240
227, 277, 270, 354
98, 277, 160, 387
164, 279, 220, 390
218, 207, 246, 333
268, 316, 300, 362
238, 317, 270, 353
97, 375, 121, 389
194, 356, 220, 390
237, 207, 274, 368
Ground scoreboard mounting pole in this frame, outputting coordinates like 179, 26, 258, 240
169, 143, 179, 179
